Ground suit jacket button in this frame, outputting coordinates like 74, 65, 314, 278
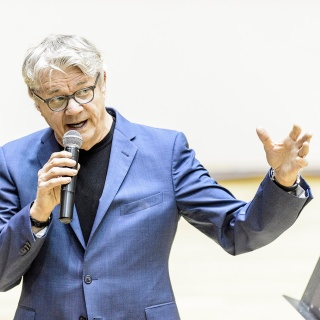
84, 275, 92, 284
19, 241, 31, 256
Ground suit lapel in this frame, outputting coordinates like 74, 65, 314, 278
88, 111, 137, 243
37, 129, 60, 167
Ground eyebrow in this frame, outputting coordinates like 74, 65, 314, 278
45, 79, 89, 96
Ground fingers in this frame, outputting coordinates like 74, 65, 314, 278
256, 127, 272, 149
38, 168, 77, 189
290, 123, 312, 147
32, 150, 79, 216
297, 132, 312, 149
289, 124, 302, 141
294, 140, 310, 171
295, 126, 312, 160
284, 125, 311, 171
257, 124, 312, 147
297, 140, 311, 159
296, 155, 309, 168
42, 151, 77, 173
38, 151, 78, 189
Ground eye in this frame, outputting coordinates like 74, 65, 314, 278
75, 87, 91, 98
51, 96, 66, 102
49, 96, 66, 105
48, 96, 67, 109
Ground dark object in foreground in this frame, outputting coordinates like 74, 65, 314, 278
284, 257, 320, 320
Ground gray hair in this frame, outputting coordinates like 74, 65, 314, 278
22, 34, 104, 90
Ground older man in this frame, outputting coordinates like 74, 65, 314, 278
0, 34, 312, 320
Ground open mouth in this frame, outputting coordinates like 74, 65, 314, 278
67, 120, 87, 129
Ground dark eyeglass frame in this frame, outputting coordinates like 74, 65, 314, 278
31, 72, 101, 112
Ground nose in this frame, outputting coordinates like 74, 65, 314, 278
64, 97, 83, 115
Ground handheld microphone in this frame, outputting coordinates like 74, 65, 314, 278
59, 130, 83, 224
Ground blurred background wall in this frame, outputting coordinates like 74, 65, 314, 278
1, 0, 319, 177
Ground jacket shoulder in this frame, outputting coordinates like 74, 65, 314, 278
1, 128, 53, 149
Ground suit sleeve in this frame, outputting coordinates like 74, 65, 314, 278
171, 132, 313, 255
0, 147, 47, 292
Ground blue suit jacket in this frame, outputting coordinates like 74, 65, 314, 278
0, 108, 312, 319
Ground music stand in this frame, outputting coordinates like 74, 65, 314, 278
284, 257, 320, 320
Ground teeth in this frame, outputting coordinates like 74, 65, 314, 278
70, 121, 84, 128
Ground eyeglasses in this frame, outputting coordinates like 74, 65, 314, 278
32, 73, 101, 112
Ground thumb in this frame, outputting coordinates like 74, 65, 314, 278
256, 127, 272, 149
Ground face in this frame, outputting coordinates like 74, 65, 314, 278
33, 67, 111, 150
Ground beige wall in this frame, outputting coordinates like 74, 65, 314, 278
1, 0, 320, 176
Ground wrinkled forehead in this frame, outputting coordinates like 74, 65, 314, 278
35, 67, 89, 94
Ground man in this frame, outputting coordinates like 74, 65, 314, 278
0, 34, 313, 320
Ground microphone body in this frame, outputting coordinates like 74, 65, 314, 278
59, 131, 82, 224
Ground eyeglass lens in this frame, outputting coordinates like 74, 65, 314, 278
49, 87, 94, 111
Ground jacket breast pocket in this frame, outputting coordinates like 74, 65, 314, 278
120, 192, 163, 215
14, 306, 36, 320
145, 301, 180, 320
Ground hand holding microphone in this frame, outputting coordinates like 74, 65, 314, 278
30, 130, 82, 226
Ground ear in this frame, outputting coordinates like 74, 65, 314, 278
101, 70, 107, 94
35, 103, 44, 116
27, 87, 34, 99
28, 88, 42, 113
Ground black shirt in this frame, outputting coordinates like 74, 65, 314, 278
75, 119, 115, 243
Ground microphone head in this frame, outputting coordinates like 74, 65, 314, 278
62, 130, 83, 149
